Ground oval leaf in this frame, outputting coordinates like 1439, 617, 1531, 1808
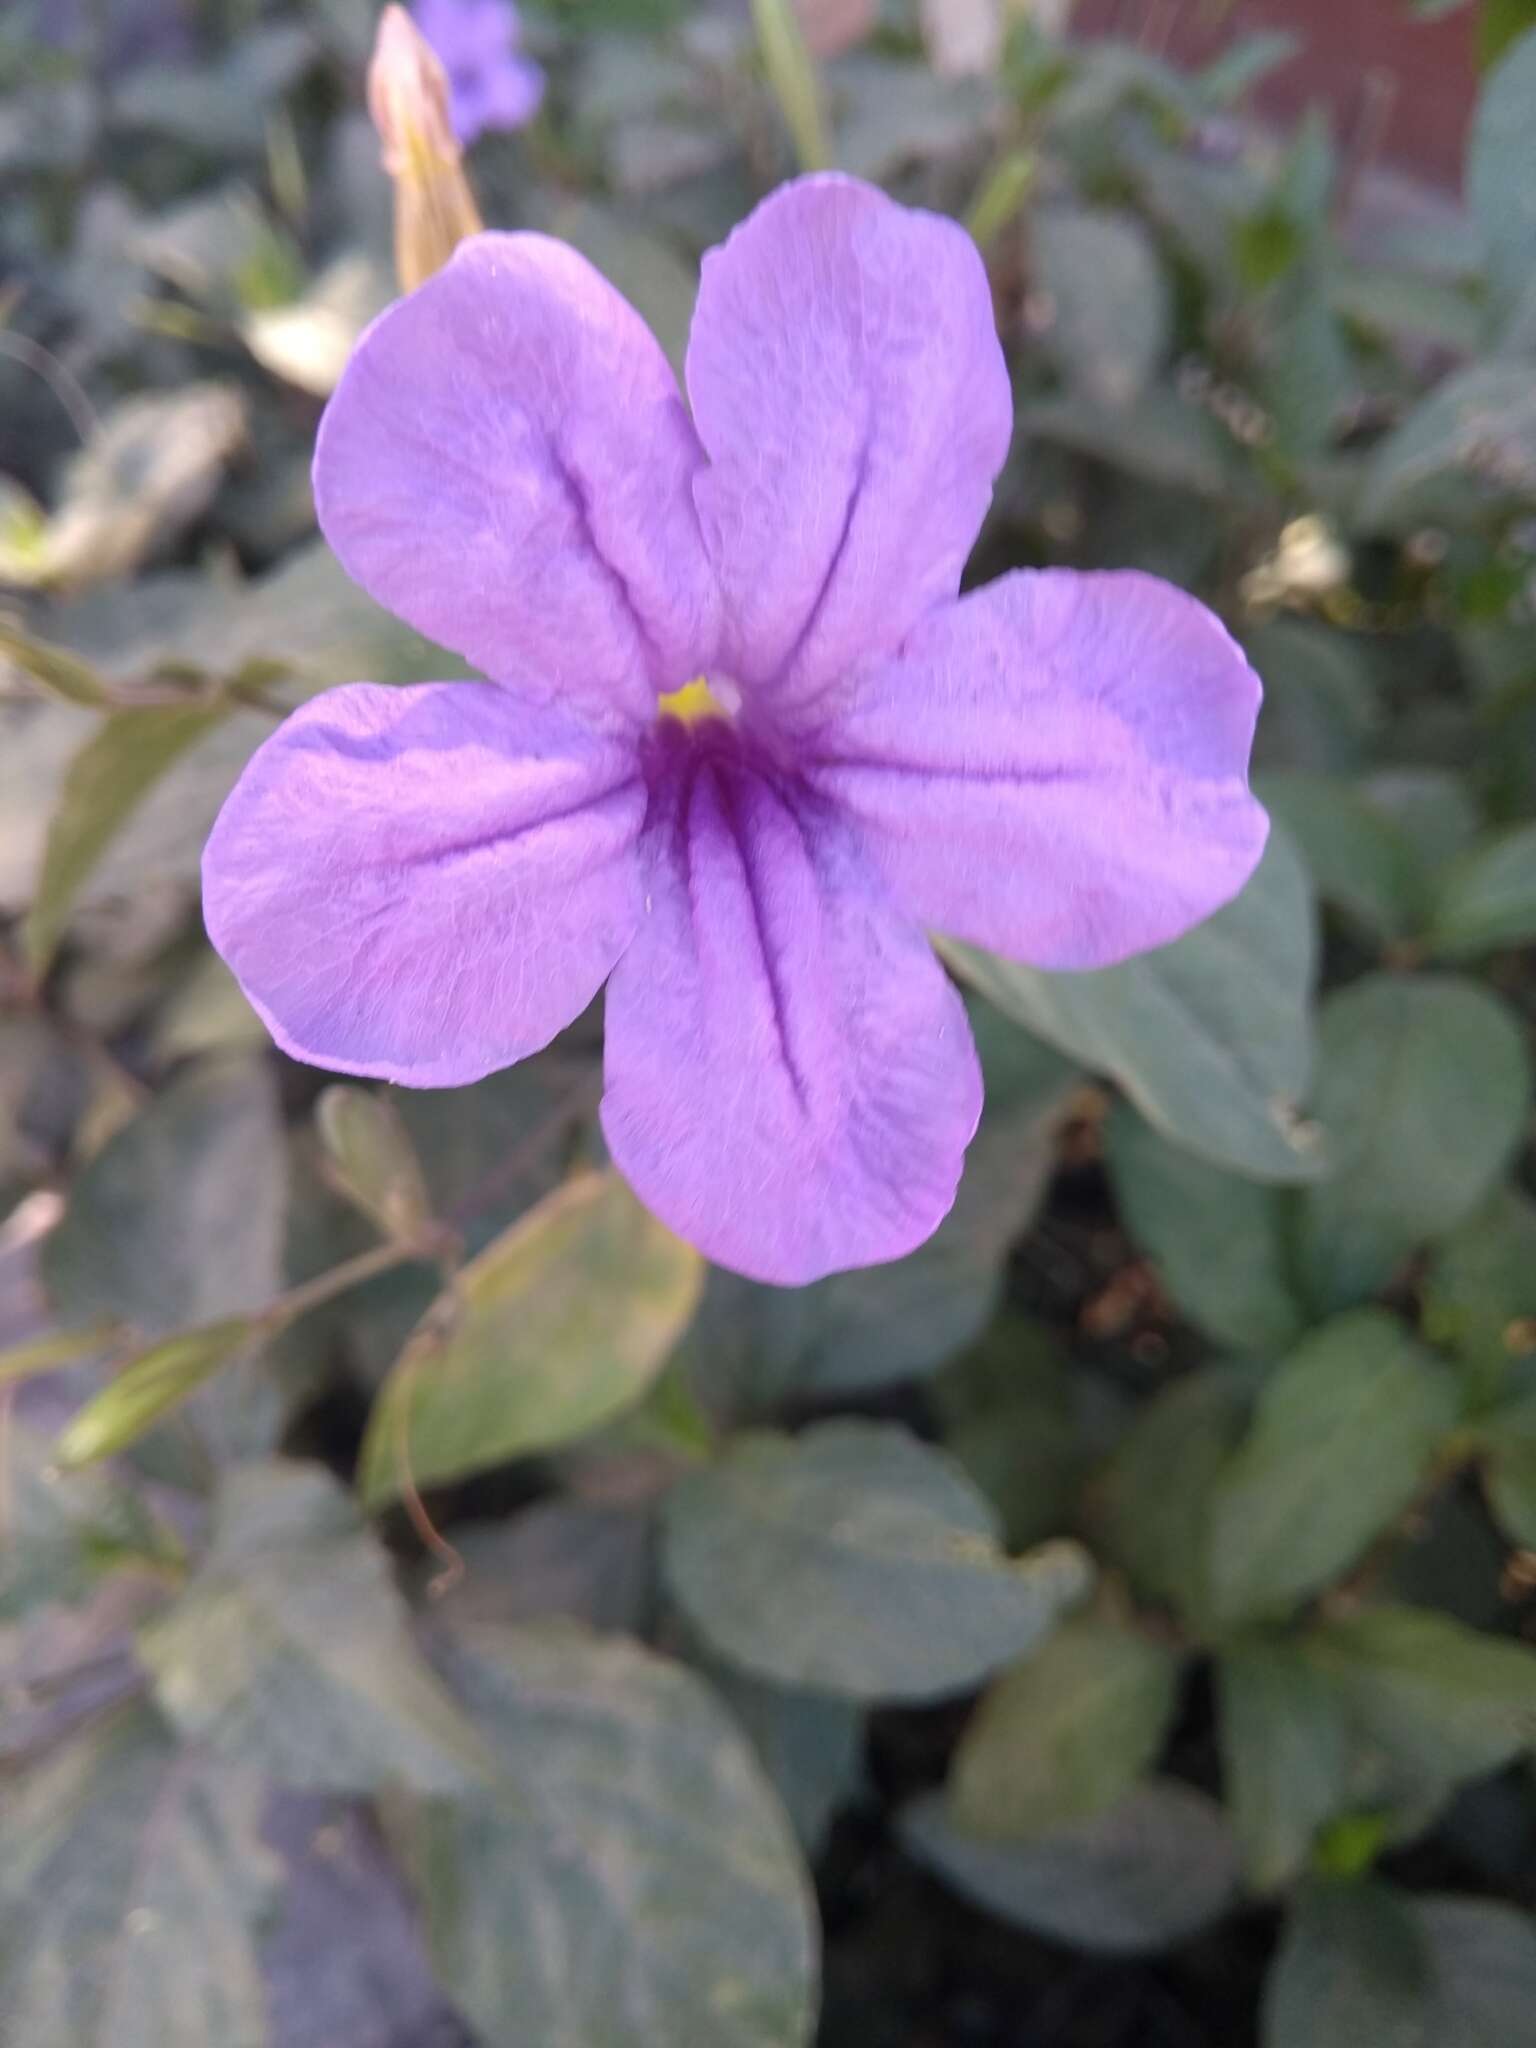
1208, 1313, 1457, 1625
948, 1616, 1182, 1838
315, 1084, 433, 1243
1296, 976, 1531, 1312
385, 1621, 820, 2048
663, 1419, 1093, 1702
945, 829, 1323, 1182
358, 1171, 703, 1506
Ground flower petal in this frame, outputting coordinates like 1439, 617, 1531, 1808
314, 234, 718, 726
203, 682, 645, 1085
600, 742, 981, 1284
804, 568, 1269, 969
686, 173, 1012, 719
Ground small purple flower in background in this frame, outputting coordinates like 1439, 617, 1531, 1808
410, 0, 544, 144
203, 175, 1267, 1285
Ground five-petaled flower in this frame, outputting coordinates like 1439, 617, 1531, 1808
410, 0, 543, 144
203, 174, 1268, 1285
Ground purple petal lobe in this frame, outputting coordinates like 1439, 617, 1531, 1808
314, 234, 718, 725
203, 682, 645, 1086
600, 739, 982, 1284
686, 173, 1012, 720
805, 568, 1269, 970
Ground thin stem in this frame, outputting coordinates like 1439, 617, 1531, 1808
261, 1236, 437, 1330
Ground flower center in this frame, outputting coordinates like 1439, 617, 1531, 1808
656, 676, 738, 727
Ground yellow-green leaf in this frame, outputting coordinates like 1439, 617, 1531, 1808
56, 1317, 260, 1468
357, 1172, 703, 1507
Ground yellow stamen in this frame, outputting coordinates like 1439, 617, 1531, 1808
657, 677, 727, 726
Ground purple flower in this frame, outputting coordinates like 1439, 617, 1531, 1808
203, 175, 1267, 1286
409, 0, 543, 144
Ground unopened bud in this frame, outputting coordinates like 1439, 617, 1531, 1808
367, 5, 483, 293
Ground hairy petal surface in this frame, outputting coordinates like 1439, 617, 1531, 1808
203, 682, 645, 1085
601, 737, 982, 1284
804, 569, 1269, 969
686, 174, 1012, 721
315, 234, 718, 726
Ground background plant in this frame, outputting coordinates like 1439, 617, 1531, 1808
3, 2, 1536, 2043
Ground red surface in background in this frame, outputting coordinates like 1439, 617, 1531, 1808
1076, 0, 1480, 185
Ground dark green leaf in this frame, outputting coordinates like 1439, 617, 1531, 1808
1034, 204, 1170, 407
1415, 1895, 1536, 2047
138, 1458, 495, 1792
357, 1172, 703, 1506
1092, 1366, 1250, 1624
1257, 772, 1424, 941
949, 1617, 1182, 1837
1209, 1313, 1457, 1624
385, 1622, 819, 2048
1424, 1187, 1536, 1407
1302, 1605, 1536, 1787
662, 1420, 1092, 1701
1104, 1101, 1306, 1352
1247, 620, 1379, 777
1217, 1640, 1350, 1889
314, 1085, 433, 1244
1466, 29, 1536, 318
903, 1780, 1241, 1955
1474, 1387, 1536, 1546
1428, 825, 1536, 959
44, 1056, 286, 1339
935, 1317, 1087, 1550
946, 829, 1321, 1182
1262, 1880, 1431, 2048
25, 702, 231, 972
1296, 977, 1530, 1311
0, 1703, 277, 2048
1357, 366, 1536, 525
703, 1662, 864, 1855
1022, 386, 1242, 498
0, 1418, 179, 1623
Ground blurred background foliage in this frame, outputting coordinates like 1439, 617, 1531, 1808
3, 0, 1536, 2043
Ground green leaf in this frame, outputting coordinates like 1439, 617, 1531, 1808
1328, 267, 1484, 354
1295, 977, 1530, 1312
1423, 1187, 1536, 1408
1428, 825, 1536, 959
55, 1317, 261, 1468
1023, 387, 1243, 498
1357, 365, 1536, 526
1034, 204, 1170, 408
1414, 1895, 1536, 2048
1246, 619, 1379, 778
1302, 1605, 1536, 1788
1208, 1312, 1457, 1624
1262, 1880, 1431, 2048
44, 1055, 286, 1338
903, 1780, 1241, 1955
1104, 1101, 1306, 1352
0, 1418, 179, 1623
315, 1084, 433, 1243
701, 1662, 864, 1856
1092, 1366, 1250, 1625
1466, 28, 1536, 318
948, 1617, 1181, 1838
662, 1420, 1093, 1702
1468, 1370, 1536, 1544
138, 1458, 495, 1792
1257, 772, 1424, 942
0, 1704, 277, 2048
1217, 1640, 1350, 1889
947, 830, 1320, 1182
935, 1317, 1087, 1550
384, 1622, 819, 2048
357, 1172, 703, 1506
25, 702, 231, 972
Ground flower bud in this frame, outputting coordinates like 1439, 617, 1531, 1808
367, 4, 484, 292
